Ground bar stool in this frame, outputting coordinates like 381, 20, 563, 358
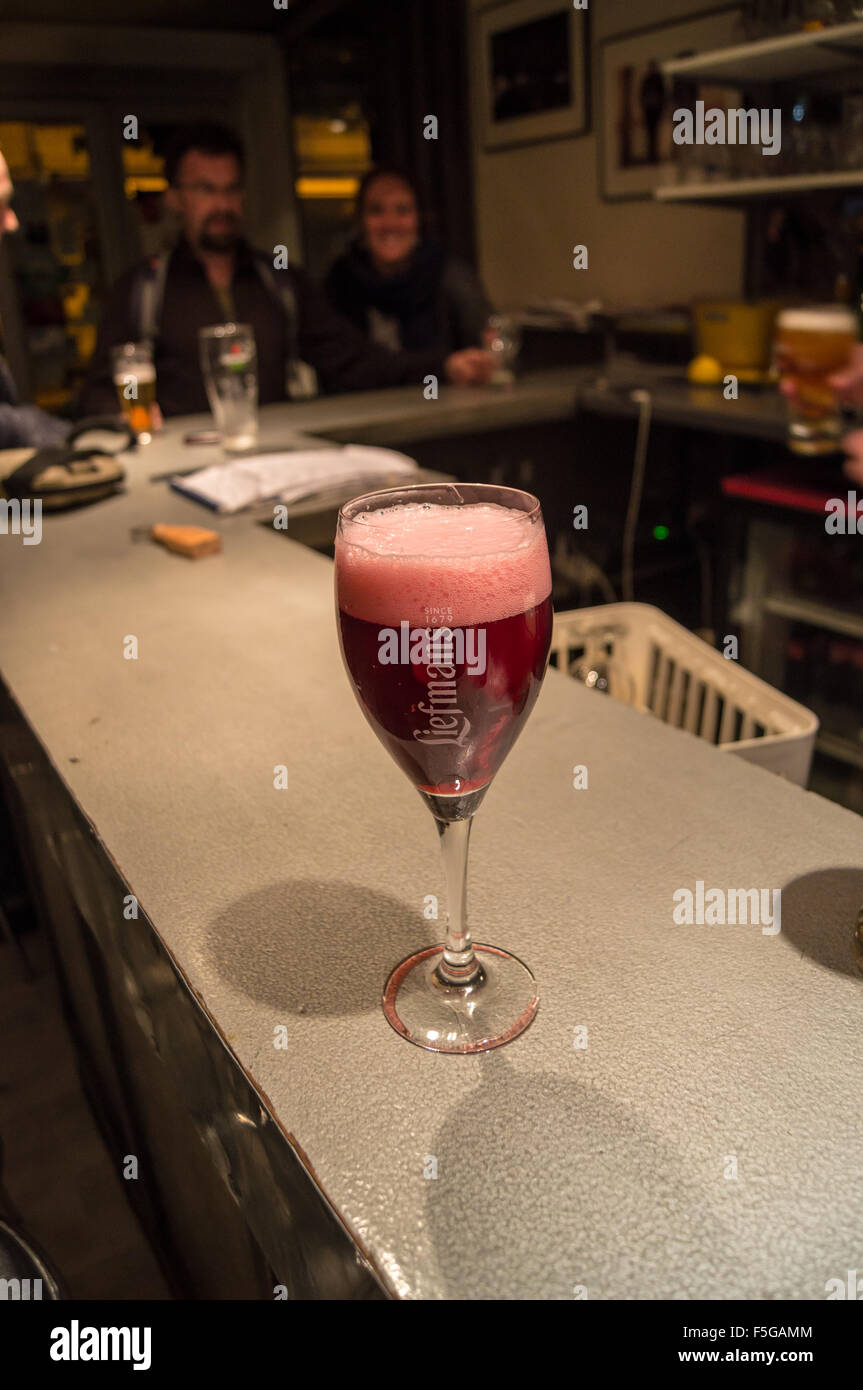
0, 1137, 65, 1300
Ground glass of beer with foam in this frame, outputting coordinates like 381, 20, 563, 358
111, 341, 157, 444
774, 306, 858, 455
335, 482, 553, 1053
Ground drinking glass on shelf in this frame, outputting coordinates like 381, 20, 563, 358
111, 341, 156, 443
198, 323, 258, 452
483, 313, 522, 386
739, 139, 769, 180
674, 136, 708, 186
334, 482, 553, 1053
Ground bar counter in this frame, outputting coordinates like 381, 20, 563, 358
231, 362, 789, 448
2, 389, 861, 1301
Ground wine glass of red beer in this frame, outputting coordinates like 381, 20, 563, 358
335, 482, 553, 1053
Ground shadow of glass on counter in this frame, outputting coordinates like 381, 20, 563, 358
205, 878, 431, 1016
774, 866, 863, 978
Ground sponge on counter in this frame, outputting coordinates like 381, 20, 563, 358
151, 523, 222, 559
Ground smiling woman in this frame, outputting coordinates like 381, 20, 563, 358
324, 165, 493, 358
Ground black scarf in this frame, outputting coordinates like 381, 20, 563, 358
326, 239, 448, 352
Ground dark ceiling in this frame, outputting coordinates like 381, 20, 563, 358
0, 0, 343, 35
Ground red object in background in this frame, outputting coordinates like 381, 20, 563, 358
721, 471, 842, 515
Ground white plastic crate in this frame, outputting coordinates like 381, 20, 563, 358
551, 602, 818, 787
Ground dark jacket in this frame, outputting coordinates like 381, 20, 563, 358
325, 240, 492, 355
79, 237, 447, 418
0, 357, 69, 450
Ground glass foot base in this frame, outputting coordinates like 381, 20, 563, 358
382, 944, 538, 1054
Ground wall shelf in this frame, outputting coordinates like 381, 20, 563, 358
762, 592, 863, 642
660, 19, 863, 85
817, 729, 863, 772
655, 168, 863, 203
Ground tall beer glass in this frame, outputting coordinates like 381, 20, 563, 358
335, 483, 553, 1053
775, 306, 857, 455
199, 323, 258, 452
111, 342, 156, 443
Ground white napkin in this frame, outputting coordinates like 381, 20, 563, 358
169, 445, 419, 513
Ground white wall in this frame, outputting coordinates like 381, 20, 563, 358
469, 0, 746, 310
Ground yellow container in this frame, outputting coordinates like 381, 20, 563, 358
693, 300, 781, 384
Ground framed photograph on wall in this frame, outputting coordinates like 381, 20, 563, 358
599, 7, 741, 201
477, 0, 589, 152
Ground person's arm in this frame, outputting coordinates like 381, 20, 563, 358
0, 403, 69, 450
77, 267, 141, 417
0, 357, 69, 449
294, 269, 446, 393
442, 259, 494, 349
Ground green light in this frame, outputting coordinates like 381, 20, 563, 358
653, 524, 670, 540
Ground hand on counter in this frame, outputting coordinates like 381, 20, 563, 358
444, 349, 495, 386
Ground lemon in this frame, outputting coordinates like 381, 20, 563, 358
687, 354, 724, 385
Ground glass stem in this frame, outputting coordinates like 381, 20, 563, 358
435, 815, 481, 986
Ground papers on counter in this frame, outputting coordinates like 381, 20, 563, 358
169, 445, 420, 513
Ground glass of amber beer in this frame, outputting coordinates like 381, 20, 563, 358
111, 342, 157, 444
774, 306, 858, 455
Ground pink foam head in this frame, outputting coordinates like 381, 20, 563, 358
336, 501, 552, 627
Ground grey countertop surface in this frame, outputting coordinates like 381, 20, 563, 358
154, 363, 787, 451
578, 367, 787, 442
156, 366, 588, 450
2, 386, 859, 1301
